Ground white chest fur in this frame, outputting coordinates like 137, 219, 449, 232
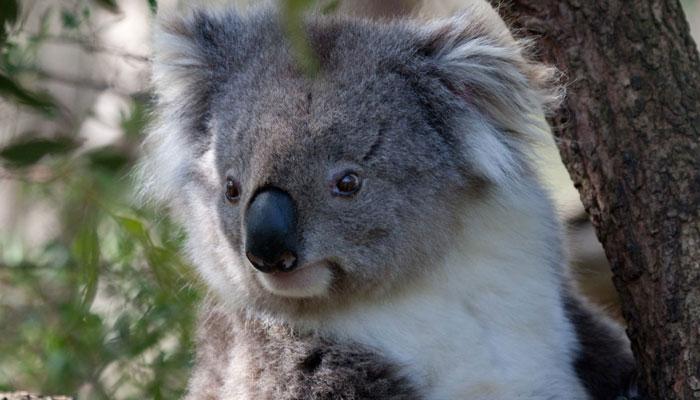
320, 254, 587, 399
312, 197, 590, 399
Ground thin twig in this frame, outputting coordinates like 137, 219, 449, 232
43, 35, 150, 63
30, 68, 139, 97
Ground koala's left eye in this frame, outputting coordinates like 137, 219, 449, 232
225, 178, 241, 203
333, 172, 362, 197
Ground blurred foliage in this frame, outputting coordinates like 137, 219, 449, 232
281, 0, 321, 75
281, 0, 341, 76
0, 0, 201, 399
0, 0, 330, 397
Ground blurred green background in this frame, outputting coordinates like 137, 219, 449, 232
1, 0, 699, 398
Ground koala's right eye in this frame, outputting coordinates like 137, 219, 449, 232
225, 178, 241, 204
333, 172, 362, 197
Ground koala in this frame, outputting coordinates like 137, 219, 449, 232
141, 1, 639, 399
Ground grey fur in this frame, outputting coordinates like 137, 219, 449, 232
143, 3, 636, 399
188, 297, 416, 399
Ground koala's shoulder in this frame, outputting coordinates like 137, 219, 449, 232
185, 297, 418, 400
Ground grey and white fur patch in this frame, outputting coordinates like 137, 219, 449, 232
188, 297, 417, 399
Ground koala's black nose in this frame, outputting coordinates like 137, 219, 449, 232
244, 187, 298, 273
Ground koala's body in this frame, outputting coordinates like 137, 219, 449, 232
143, 2, 637, 399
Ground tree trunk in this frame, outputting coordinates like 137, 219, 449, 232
487, 1, 700, 398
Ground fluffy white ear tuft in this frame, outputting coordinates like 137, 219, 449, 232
150, 8, 223, 107
420, 2, 563, 184
137, 8, 236, 209
425, 8, 562, 134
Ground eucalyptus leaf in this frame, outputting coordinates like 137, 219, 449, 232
0, 0, 19, 24
281, 0, 320, 76
0, 73, 57, 114
86, 146, 131, 173
93, 0, 119, 13
148, 0, 157, 14
72, 219, 101, 309
121, 99, 151, 137
320, 0, 341, 14
115, 215, 152, 246
61, 9, 80, 29
0, 0, 19, 44
0, 136, 78, 166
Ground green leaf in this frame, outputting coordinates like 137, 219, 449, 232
281, 0, 320, 76
115, 215, 152, 246
145, 246, 179, 290
86, 145, 131, 173
72, 219, 101, 308
0, 0, 19, 24
0, 136, 78, 166
0, 73, 57, 114
61, 9, 80, 30
93, 0, 119, 13
0, 0, 19, 45
121, 99, 151, 138
147, 0, 157, 14
320, 0, 341, 14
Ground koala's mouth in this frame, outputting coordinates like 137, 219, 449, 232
255, 261, 333, 299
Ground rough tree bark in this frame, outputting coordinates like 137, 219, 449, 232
487, 1, 700, 398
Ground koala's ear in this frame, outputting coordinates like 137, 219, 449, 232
419, 5, 562, 133
416, 4, 562, 183
152, 9, 243, 138
140, 9, 243, 206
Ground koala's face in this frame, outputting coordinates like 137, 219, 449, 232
211, 58, 466, 304
148, 7, 556, 314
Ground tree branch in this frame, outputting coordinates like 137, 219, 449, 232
0, 393, 72, 400
28, 68, 137, 97
42, 35, 150, 63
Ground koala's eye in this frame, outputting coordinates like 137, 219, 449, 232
333, 172, 362, 197
225, 178, 241, 203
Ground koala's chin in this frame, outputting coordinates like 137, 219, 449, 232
255, 261, 334, 299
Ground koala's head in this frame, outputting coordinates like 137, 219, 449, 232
142, 3, 559, 316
